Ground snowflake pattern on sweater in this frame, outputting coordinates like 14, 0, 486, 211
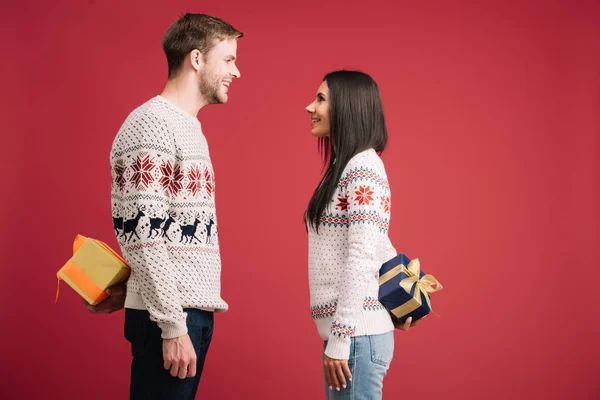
110, 96, 227, 339
308, 149, 397, 360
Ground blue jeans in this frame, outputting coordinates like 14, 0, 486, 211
124, 308, 214, 400
323, 331, 394, 400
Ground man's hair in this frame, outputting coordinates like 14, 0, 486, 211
162, 13, 243, 78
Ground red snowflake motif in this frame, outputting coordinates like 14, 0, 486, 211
204, 168, 214, 199
159, 160, 183, 197
130, 152, 155, 190
336, 194, 349, 211
113, 159, 127, 191
186, 164, 202, 197
381, 195, 391, 213
355, 185, 374, 206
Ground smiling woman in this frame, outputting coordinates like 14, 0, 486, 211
304, 70, 408, 400
306, 81, 331, 138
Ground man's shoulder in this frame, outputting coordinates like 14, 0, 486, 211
120, 96, 168, 129
111, 97, 174, 155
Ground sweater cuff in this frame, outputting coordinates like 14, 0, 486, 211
325, 333, 351, 360
158, 318, 188, 339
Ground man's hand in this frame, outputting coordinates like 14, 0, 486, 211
324, 355, 352, 392
391, 315, 421, 331
163, 334, 197, 379
83, 283, 126, 314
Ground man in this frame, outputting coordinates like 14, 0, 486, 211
85, 13, 242, 399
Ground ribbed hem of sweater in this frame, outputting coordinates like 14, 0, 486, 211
125, 293, 224, 339
318, 308, 395, 360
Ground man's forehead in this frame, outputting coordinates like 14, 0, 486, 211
211, 38, 238, 55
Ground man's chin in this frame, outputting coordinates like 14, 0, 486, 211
213, 91, 228, 104
207, 95, 227, 105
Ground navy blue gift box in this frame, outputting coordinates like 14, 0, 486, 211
378, 253, 442, 323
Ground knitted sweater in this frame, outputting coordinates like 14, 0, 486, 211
110, 95, 227, 339
308, 149, 397, 360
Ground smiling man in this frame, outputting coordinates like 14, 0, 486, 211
97, 13, 242, 399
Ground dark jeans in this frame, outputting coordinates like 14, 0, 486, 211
124, 308, 214, 400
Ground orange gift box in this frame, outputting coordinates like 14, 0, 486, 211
56, 234, 130, 305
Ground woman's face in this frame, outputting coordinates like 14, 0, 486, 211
305, 80, 330, 137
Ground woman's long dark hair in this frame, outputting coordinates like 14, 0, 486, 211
305, 70, 388, 232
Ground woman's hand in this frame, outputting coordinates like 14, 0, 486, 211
391, 314, 422, 331
324, 355, 352, 391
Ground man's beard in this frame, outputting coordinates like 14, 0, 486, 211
199, 70, 226, 104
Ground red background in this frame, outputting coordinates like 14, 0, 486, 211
2, 1, 599, 399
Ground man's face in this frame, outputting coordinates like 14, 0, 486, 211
198, 38, 241, 104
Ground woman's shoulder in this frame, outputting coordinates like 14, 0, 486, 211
339, 149, 389, 190
344, 148, 385, 173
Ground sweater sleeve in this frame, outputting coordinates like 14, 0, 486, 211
110, 117, 187, 339
324, 159, 392, 360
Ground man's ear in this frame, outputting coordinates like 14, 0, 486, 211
190, 49, 204, 72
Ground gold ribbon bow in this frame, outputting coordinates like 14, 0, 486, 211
398, 259, 442, 310
380, 258, 443, 319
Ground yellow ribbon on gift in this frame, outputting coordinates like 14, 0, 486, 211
379, 259, 443, 319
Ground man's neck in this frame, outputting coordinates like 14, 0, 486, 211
160, 75, 207, 118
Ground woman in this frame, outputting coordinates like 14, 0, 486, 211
305, 70, 418, 399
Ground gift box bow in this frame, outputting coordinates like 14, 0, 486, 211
379, 258, 443, 311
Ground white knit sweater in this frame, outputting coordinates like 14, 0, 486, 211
308, 149, 397, 360
110, 96, 228, 339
